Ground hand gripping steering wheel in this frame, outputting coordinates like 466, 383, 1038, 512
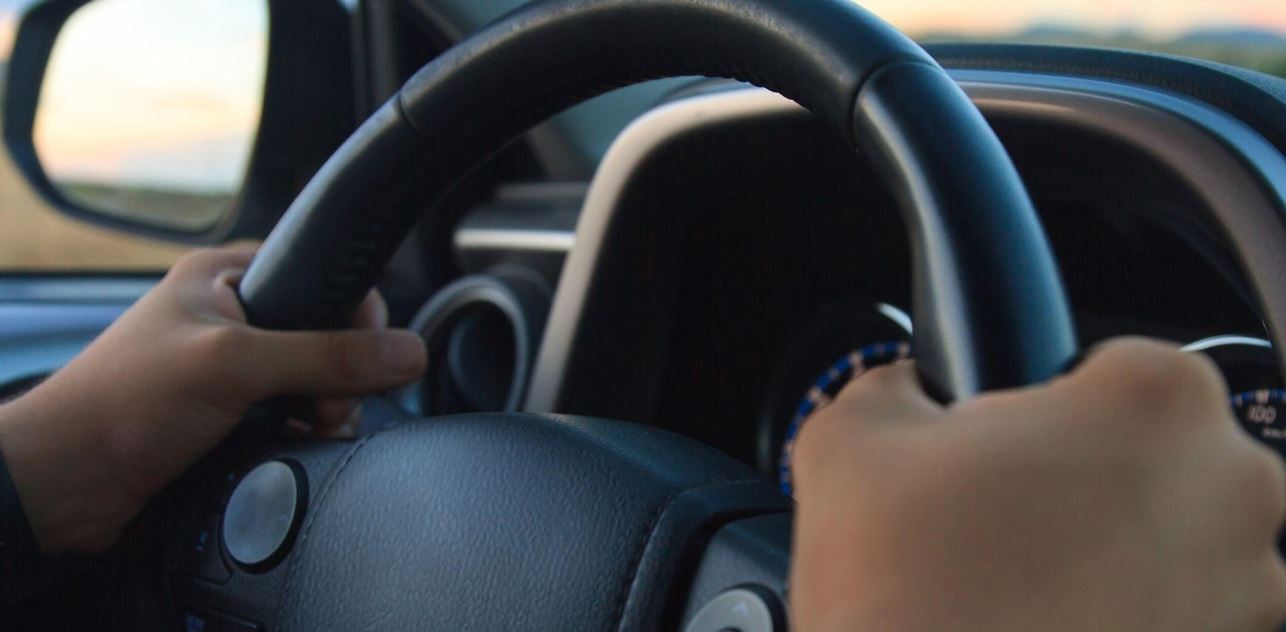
209, 1, 1078, 629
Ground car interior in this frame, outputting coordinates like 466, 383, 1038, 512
2, 0, 1286, 630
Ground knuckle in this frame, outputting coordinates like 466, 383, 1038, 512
1088, 337, 1182, 378
834, 364, 902, 407
855, 363, 904, 391
170, 248, 219, 276
165, 251, 203, 279
793, 365, 914, 480
1246, 446, 1286, 525
1172, 350, 1227, 397
793, 407, 842, 463
792, 404, 861, 480
1089, 336, 1178, 362
1082, 338, 1224, 414
167, 246, 256, 283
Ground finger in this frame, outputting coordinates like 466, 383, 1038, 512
1242, 443, 1286, 544
208, 241, 261, 266
214, 267, 246, 290
163, 245, 260, 323
352, 290, 389, 330
1071, 336, 1224, 392
241, 327, 427, 398
1058, 337, 1230, 421
211, 267, 249, 321
173, 243, 261, 278
315, 416, 361, 440
285, 418, 315, 437
791, 361, 944, 483
826, 360, 946, 426
314, 396, 359, 431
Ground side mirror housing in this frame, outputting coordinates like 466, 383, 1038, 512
4, 0, 356, 243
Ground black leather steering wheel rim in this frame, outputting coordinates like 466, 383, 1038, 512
238, 0, 1077, 401
186, 2, 1083, 629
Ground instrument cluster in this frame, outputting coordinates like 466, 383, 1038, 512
763, 305, 1285, 497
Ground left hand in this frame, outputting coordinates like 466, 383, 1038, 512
0, 245, 427, 553
788, 341, 1286, 631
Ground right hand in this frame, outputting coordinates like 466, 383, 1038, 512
789, 338, 1286, 631
0, 245, 426, 553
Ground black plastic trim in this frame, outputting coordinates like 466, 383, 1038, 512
525, 70, 1286, 415
240, 0, 1075, 403
393, 269, 551, 415
926, 43, 1286, 158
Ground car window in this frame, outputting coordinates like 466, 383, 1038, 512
0, 4, 186, 273
437, 0, 1284, 170
873, 0, 1286, 78
1, 0, 1283, 274
440, 1, 1285, 78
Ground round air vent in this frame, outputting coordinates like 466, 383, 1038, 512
395, 269, 550, 416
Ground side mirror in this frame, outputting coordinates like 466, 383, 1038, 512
4, 0, 356, 243
4, 0, 267, 237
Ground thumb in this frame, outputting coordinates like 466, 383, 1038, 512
789, 361, 944, 497
240, 327, 427, 398
826, 361, 945, 426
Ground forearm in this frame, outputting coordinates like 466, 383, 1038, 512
0, 386, 126, 554
0, 398, 43, 604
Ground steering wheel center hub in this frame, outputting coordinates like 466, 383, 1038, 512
269, 415, 785, 631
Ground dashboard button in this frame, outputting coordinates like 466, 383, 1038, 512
181, 608, 218, 632
180, 606, 261, 632
215, 469, 240, 507
221, 615, 262, 632
175, 509, 231, 584
685, 587, 781, 632
222, 460, 306, 570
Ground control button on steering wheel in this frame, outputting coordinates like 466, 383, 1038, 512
222, 459, 307, 571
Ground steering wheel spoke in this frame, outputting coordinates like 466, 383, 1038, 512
182, 0, 1076, 628
169, 415, 788, 631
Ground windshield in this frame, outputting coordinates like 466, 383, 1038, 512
434, 0, 1286, 78
427, 0, 1286, 166
876, 0, 1286, 77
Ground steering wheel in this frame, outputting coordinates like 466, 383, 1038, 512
192, 0, 1079, 629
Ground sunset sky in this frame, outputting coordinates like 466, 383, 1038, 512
4, 0, 1283, 62
437, 0, 1286, 38
1, 0, 1285, 192
3, 0, 265, 192
861, 0, 1286, 37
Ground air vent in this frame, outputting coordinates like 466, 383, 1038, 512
395, 269, 550, 416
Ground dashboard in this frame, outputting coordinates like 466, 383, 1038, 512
768, 314, 1284, 496
2, 49, 1286, 498
443, 61, 1286, 496
2, 19, 1286, 629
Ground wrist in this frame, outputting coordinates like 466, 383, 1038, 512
0, 386, 127, 553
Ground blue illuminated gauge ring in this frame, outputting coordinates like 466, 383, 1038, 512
778, 341, 912, 496
1230, 388, 1286, 443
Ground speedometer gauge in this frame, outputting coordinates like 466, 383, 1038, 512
1231, 389, 1286, 451
776, 333, 1286, 498
778, 341, 911, 496
1189, 336, 1286, 458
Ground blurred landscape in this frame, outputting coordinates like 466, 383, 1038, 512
0, 149, 186, 271
0, 27, 1284, 271
0, 58, 190, 271
921, 25, 1286, 76
59, 181, 231, 232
